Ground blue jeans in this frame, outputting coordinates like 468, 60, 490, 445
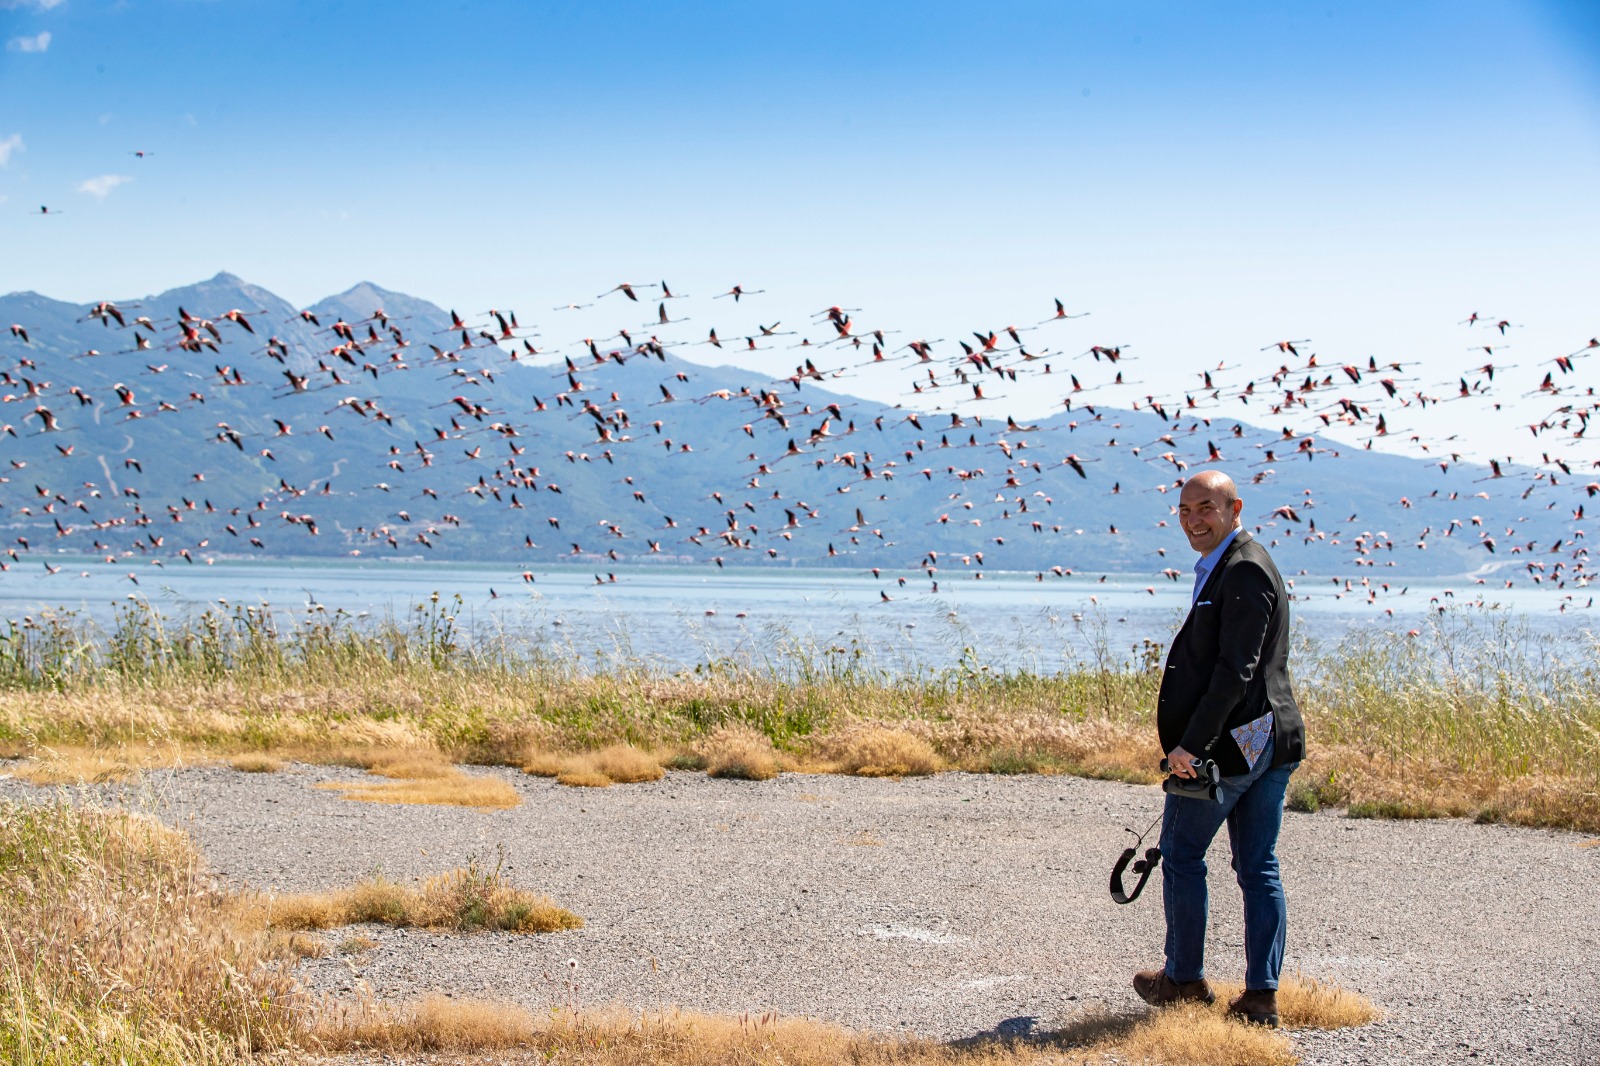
1160, 735, 1297, 991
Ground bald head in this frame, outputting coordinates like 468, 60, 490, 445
1178, 470, 1242, 556
1184, 470, 1238, 507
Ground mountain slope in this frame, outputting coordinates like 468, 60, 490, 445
0, 276, 1586, 590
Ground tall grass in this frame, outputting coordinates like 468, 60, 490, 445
0, 800, 300, 1065
0, 598, 1596, 830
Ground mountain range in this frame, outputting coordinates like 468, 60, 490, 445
0, 273, 1585, 587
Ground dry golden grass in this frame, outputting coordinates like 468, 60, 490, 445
314, 750, 520, 808
521, 750, 565, 777
591, 743, 667, 783
523, 744, 664, 788
11, 741, 193, 784
1274, 974, 1384, 1030
305, 990, 1373, 1064
229, 752, 284, 773
247, 864, 582, 936
555, 765, 615, 788
339, 933, 381, 954
863, 711, 1162, 783
701, 724, 783, 781
1018, 974, 1378, 1066
313, 996, 544, 1053
310, 1000, 964, 1060
818, 724, 943, 777
317, 773, 521, 809
277, 931, 330, 959
1285, 741, 1600, 834
0, 800, 301, 1064
1116, 1002, 1297, 1066
364, 752, 457, 780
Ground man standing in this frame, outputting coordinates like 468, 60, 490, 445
1133, 469, 1305, 1027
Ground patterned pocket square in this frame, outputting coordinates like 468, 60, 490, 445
1231, 712, 1274, 770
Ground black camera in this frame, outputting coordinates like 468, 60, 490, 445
1159, 757, 1222, 802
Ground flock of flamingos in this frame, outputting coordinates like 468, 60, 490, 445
2, 276, 1596, 614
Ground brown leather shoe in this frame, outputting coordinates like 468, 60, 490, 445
1227, 988, 1280, 1028
1132, 968, 1215, 1007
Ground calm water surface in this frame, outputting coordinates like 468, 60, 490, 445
0, 559, 1590, 672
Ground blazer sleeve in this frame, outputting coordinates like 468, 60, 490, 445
1177, 557, 1276, 757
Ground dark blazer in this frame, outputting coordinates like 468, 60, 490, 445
1157, 530, 1305, 775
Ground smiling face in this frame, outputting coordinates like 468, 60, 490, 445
1178, 472, 1242, 556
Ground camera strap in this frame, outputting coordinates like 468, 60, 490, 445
1109, 759, 1225, 904
1109, 810, 1163, 905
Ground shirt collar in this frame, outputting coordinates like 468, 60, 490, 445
1193, 527, 1241, 587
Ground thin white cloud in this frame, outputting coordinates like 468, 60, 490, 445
0, 134, 21, 166
7, 31, 51, 53
0, 1, 67, 10
77, 173, 131, 198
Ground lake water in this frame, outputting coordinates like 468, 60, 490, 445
0, 558, 1590, 673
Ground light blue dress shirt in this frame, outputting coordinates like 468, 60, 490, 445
1191, 527, 1241, 604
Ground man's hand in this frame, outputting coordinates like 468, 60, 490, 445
1167, 745, 1199, 778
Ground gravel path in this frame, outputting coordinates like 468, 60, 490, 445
4, 762, 1596, 1065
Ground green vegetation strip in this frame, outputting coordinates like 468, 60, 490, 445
1, 598, 1596, 832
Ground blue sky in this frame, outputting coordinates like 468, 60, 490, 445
1, 0, 1596, 457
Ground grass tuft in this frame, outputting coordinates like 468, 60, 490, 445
701, 724, 782, 780
525, 743, 664, 787
1275, 973, 1384, 1030
228, 753, 283, 773
316, 772, 520, 808
1118, 1001, 1297, 1066
252, 860, 582, 935
590, 743, 667, 783
556, 766, 614, 788
522, 749, 565, 777
820, 724, 943, 777
338, 933, 380, 954
315, 750, 521, 808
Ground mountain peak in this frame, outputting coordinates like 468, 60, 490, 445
309, 280, 449, 325
338, 281, 395, 298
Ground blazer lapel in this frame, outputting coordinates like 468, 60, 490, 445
1176, 530, 1252, 638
